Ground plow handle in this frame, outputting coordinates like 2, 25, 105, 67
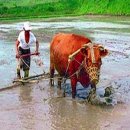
16, 52, 40, 58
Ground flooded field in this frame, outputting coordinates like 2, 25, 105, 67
0, 15, 130, 130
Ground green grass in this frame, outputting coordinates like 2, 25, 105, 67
0, 0, 130, 20
78, 0, 130, 15
0, 0, 78, 18
0, 0, 59, 7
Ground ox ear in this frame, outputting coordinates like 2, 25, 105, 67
80, 47, 87, 55
98, 45, 109, 57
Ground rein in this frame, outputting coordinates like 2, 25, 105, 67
16, 52, 45, 76
64, 53, 85, 80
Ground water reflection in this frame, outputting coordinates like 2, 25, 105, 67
44, 84, 117, 130
46, 95, 102, 130
19, 85, 32, 103
19, 85, 35, 130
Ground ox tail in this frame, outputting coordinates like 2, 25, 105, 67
50, 51, 55, 86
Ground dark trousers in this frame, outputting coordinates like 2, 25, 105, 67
19, 47, 31, 71
17, 47, 31, 78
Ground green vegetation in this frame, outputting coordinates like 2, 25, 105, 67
0, 0, 59, 7
0, 0, 130, 20
78, 0, 130, 15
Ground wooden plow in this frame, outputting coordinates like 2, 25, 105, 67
0, 73, 59, 92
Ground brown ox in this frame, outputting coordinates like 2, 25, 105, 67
50, 33, 108, 98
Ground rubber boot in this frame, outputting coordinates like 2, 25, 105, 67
24, 70, 29, 78
17, 68, 21, 79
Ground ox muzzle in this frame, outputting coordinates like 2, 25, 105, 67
86, 64, 100, 85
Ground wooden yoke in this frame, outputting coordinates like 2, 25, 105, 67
68, 49, 81, 62
68, 42, 92, 62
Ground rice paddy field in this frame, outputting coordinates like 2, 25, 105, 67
0, 0, 130, 21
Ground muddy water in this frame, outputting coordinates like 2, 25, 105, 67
0, 81, 130, 130
0, 15, 130, 130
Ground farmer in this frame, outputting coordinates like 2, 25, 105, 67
16, 21, 39, 78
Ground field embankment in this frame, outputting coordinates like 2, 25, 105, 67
0, 0, 130, 20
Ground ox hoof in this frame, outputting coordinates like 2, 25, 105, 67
72, 91, 76, 99
49, 81, 54, 87
72, 94, 76, 99
87, 88, 96, 103
57, 85, 61, 90
63, 92, 66, 97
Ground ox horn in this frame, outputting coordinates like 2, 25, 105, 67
68, 42, 92, 62
82, 42, 93, 48
98, 45, 105, 51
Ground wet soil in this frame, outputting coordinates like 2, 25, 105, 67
0, 80, 130, 130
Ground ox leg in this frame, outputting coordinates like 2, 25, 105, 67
71, 76, 77, 98
50, 67, 55, 87
91, 82, 96, 92
58, 77, 62, 89
87, 82, 96, 102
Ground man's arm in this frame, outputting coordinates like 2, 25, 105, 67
16, 40, 20, 57
35, 40, 39, 53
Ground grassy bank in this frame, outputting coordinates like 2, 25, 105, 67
0, 0, 130, 20
78, 0, 130, 15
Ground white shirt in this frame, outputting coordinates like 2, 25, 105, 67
18, 31, 36, 49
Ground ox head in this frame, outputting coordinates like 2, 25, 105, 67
80, 43, 108, 85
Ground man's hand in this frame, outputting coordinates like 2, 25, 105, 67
16, 53, 20, 58
35, 50, 40, 55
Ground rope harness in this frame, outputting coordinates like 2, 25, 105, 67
66, 43, 102, 83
